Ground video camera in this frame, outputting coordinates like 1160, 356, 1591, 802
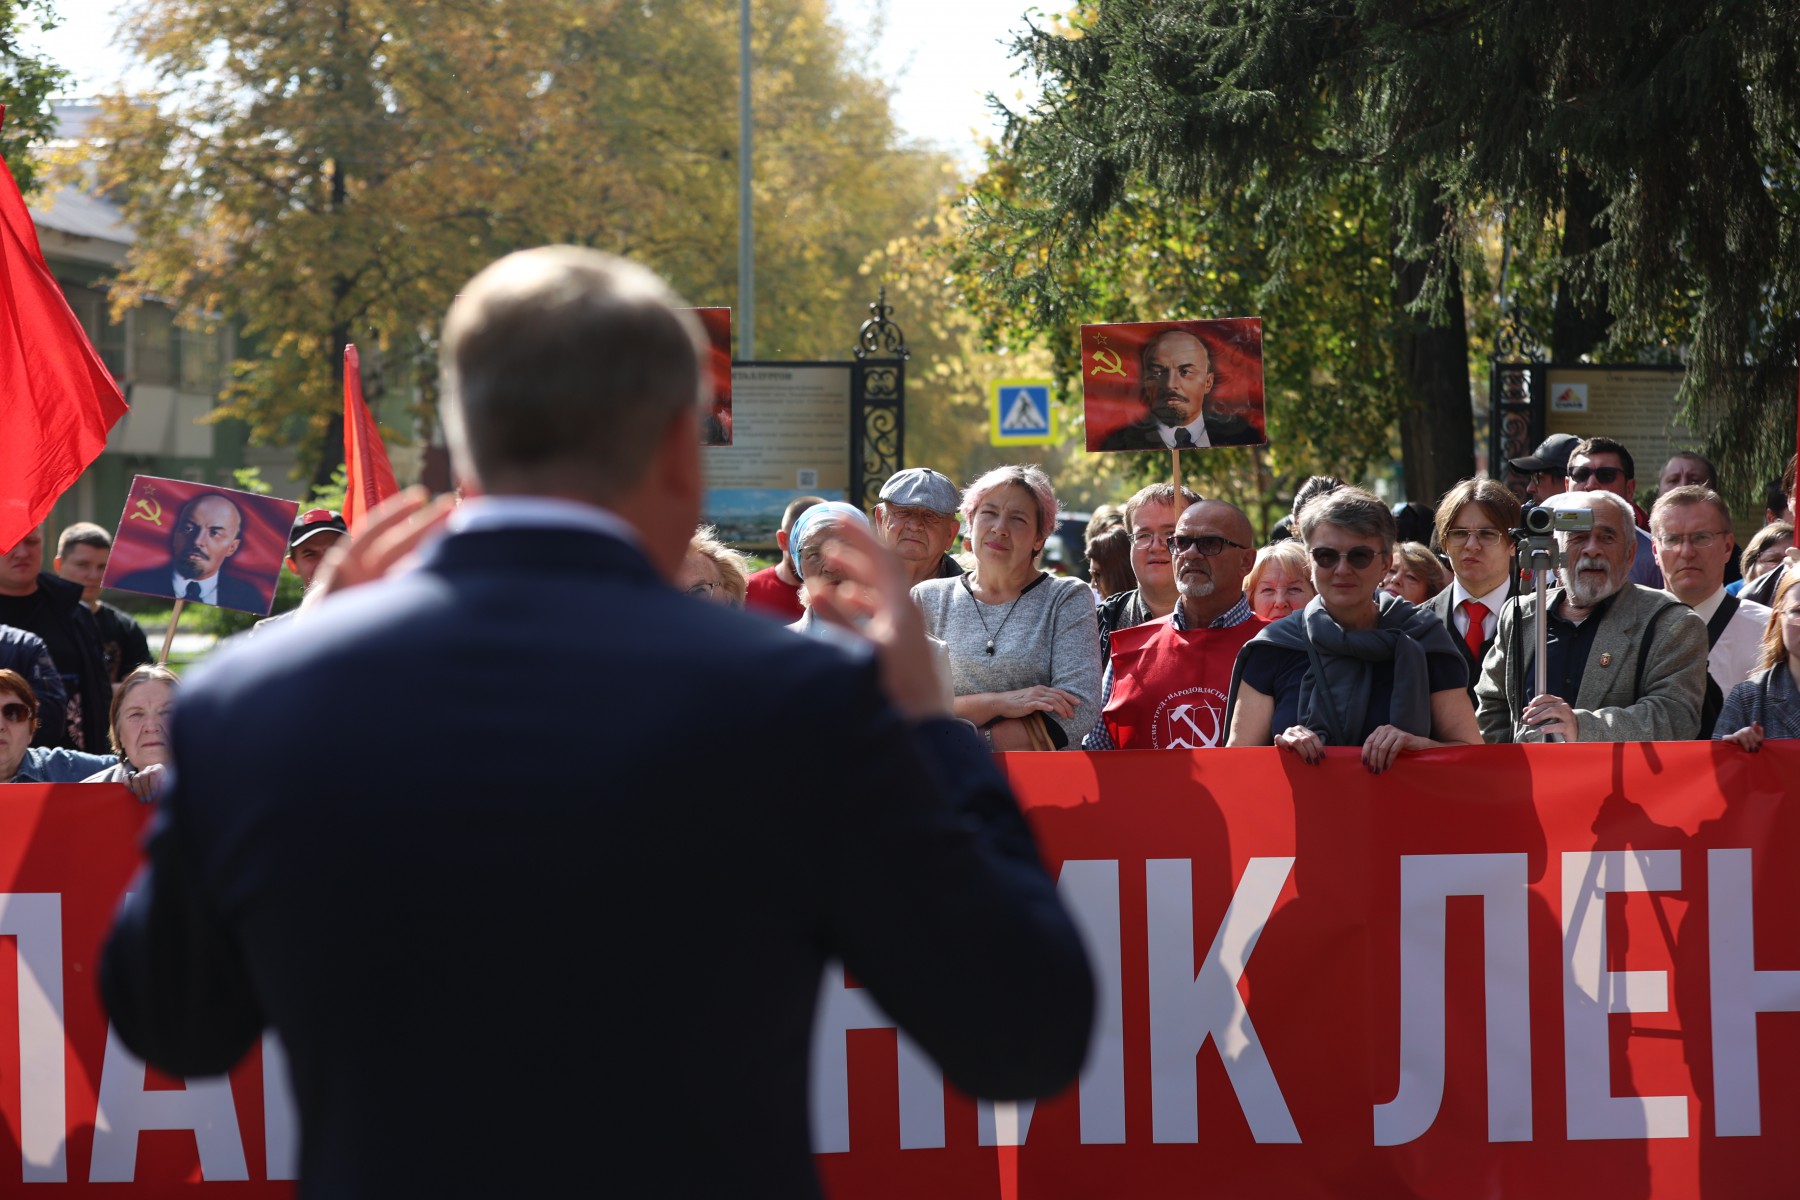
1511, 503, 1595, 744
1516, 504, 1594, 539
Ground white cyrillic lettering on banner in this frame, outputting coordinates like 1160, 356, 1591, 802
980, 859, 1126, 1147
1374, 853, 1532, 1145
1709, 847, 1800, 1136
262, 1031, 299, 1180
90, 1024, 249, 1182
1146, 856, 1299, 1143
0, 893, 67, 1182
1561, 850, 1688, 1140
809, 963, 944, 1153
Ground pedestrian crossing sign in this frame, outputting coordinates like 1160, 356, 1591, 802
989, 379, 1055, 446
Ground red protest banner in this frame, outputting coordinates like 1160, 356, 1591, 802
8, 744, 1799, 1196
815, 741, 1800, 1200
0, 786, 292, 1194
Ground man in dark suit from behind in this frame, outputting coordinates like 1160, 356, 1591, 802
1097, 327, 1263, 450
111, 492, 266, 611
1423, 479, 1521, 706
100, 247, 1094, 1197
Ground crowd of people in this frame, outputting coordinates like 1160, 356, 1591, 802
677, 434, 1798, 765
3, 412, 1796, 778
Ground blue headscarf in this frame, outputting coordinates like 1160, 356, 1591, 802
790, 501, 870, 578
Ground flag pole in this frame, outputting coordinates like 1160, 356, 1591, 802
157, 600, 185, 666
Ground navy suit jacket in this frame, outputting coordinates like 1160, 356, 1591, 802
1097, 413, 1264, 450
101, 525, 1092, 1197
113, 564, 268, 613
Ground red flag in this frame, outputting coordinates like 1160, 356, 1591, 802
342, 344, 399, 533
0, 105, 128, 550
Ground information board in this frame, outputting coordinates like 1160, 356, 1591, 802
703, 364, 852, 546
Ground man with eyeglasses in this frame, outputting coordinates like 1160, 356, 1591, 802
1651, 486, 1770, 732
1475, 490, 1707, 743
1423, 479, 1521, 705
1095, 483, 1201, 666
1084, 500, 1261, 749
1566, 436, 1663, 588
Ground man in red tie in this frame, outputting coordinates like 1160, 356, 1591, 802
1422, 480, 1522, 705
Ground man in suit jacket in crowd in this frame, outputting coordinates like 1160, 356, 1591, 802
1475, 491, 1707, 743
1098, 328, 1263, 450
1423, 479, 1521, 706
101, 248, 1094, 1197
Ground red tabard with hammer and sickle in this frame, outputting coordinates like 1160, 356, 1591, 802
1101, 613, 1265, 749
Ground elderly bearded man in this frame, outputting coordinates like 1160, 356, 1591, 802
1475, 491, 1707, 742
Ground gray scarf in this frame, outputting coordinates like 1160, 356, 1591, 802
1226, 592, 1464, 745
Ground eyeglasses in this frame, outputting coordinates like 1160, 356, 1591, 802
1165, 534, 1249, 557
1310, 545, 1381, 571
1569, 466, 1627, 485
1131, 529, 1173, 548
1444, 527, 1505, 548
685, 581, 718, 598
0, 702, 29, 724
1654, 530, 1729, 550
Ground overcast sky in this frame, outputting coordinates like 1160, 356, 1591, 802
21, 0, 1049, 172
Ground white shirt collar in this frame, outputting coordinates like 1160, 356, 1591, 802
1690, 586, 1728, 622
1155, 415, 1212, 449
447, 496, 641, 547
173, 570, 218, 604
1451, 576, 1512, 613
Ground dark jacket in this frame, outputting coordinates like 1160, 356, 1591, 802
112, 565, 269, 614
0, 622, 69, 746
100, 524, 1093, 1198
1097, 414, 1264, 450
0, 574, 110, 751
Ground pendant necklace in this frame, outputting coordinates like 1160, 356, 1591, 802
963, 572, 1044, 655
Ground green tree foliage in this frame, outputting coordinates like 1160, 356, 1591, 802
87, 0, 950, 486
860, 205, 1140, 516
0, 0, 68, 192
961, 0, 1800, 511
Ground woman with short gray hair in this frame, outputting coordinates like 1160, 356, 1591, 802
1226, 486, 1480, 770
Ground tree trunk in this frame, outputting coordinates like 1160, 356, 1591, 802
1392, 195, 1475, 506
1551, 168, 1614, 361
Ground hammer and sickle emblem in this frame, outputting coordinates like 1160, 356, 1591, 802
1089, 347, 1126, 377
1164, 702, 1222, 750
130, 498, 164, 527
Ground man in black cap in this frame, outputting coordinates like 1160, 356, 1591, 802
1508, 433, 1581, 505
874, 467, 965, 589
251, 510, 351, 634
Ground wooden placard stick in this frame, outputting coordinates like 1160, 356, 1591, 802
1172, 447, 1182, 500
157, 599, 185, 667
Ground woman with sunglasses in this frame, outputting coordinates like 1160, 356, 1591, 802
0, 669, 119, 784
1225, 487, 1482, 771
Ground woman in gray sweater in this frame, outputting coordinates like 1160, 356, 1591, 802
912, 465, 1101, 750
